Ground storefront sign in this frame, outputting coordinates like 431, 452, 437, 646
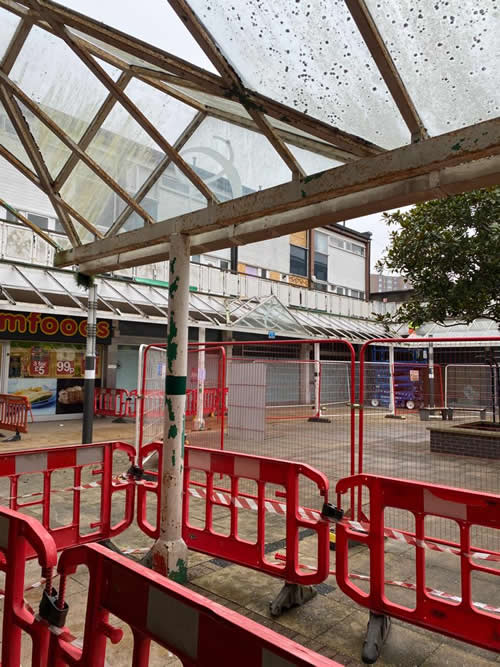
0, 311, 112, 344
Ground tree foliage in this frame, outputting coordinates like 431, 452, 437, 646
376, 188, 500, 327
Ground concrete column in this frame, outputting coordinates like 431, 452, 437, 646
313, 342, 320, 417
152, 233, 190, 582
193, 327, 206, 430
82, 281, 97, 444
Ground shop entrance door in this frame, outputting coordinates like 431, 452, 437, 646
116, 345, 139, 392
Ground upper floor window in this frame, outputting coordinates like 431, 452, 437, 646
314, 231, 328, 282
290, 244, 308, 277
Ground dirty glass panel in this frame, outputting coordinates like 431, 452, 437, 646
60, 161, 125, 232
365, 0, 500, 135
287, 144, 343, 175
60, 0, 216, 72
115, 164, 207, 232
181, 116, 291, 200
0, 101, 35, 170
0, 7, 20, 61
85, 101, 165, 192
125, 78, 198, 145
188, 0, 409, 148
10, 26, 111, 144
16, 101, 72, 178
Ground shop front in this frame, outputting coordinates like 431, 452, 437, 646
1, 311, 112, 420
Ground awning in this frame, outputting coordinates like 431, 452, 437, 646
0, 261, 393, 342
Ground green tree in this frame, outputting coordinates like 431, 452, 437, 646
376, 188, 500, 328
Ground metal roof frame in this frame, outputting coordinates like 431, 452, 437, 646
0, 0, 496, 274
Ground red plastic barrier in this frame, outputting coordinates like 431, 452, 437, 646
0, 393, 30, 434
138, 442, 330, 584
94, 387, 129, 418
0, 441, 135, 553
0, 505, 57, 666
50, 543, 341, 666
125, 389, 137, 419
335, 474, 500, 654
184, 388, 227, 418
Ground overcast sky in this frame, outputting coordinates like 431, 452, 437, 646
59, 0, 400, 270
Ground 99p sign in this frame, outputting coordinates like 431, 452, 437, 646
56, 360, 75, 376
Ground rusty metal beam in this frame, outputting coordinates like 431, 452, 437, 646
106, 111, 207, 237
0, 0, 384, 160
0, 70, 155, 226
0, 83, 81, 245
0, 14, 33, 73
55, 117, 500, 271
75, 152, 500, 274
14, 0, 225, 91
0, 197, 60, 247
36, 16, 218, 205
54, 71, 132, 190
344, 0, 428, 142
168, 0, 305, 178
0, 144, 104, 238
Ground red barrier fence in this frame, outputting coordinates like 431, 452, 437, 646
50, 543, 340, 666
335, 474, 500, 654
138, 442, 331, 585
0, 393, 31, 438
0, 505, 57, 666
94, 387, 129, 419
0, 441, 135, 553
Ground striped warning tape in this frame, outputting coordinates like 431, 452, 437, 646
187, 486, 500, 564
274, 554, 500, 615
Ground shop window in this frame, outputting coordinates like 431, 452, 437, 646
8, 342, 102, 417
290, 245, 308, 277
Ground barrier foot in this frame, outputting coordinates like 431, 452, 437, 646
3, 430, 21, 442
308, 416, 331, 423
269, 582, 316, 618
361, 612, 391, 664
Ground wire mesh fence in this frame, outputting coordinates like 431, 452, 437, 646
358, 337, 500, 552
222, 340, 356, 515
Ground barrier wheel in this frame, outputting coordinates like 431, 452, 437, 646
406, 400, 415, 410
370, 399, 379, 407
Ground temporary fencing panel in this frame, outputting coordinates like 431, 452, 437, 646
222, 339, 356, 516
0, 394, 31, 437
136, 344, 226, 452
0, 441, 135, 552
0, 505, 57, 666
335, 474, 500, 654
50, 543, 341, 666
137, 442, 331, 585
358, 337, 500, 550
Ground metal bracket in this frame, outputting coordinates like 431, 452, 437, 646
362, 611, 391, 664
269, 582, 316, 617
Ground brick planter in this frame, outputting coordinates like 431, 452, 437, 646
429, 422, 500, 459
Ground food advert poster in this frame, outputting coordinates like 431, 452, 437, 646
7, 378, 57, 415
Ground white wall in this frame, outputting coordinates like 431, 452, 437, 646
239, 237, 290, 274
0, 156, 56, 218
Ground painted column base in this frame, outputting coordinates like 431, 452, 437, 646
148, 538, 189, 583
193, 417, 205, 431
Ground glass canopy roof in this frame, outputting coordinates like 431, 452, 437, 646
0, 0, 498, 250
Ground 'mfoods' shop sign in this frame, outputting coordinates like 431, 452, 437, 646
0, 312, 112, 344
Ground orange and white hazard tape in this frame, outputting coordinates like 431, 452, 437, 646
187, 486, 500, 564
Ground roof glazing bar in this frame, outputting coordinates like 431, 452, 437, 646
13, 264, 54, 307
100, 278, 147, 317
45, 269, 85, 310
